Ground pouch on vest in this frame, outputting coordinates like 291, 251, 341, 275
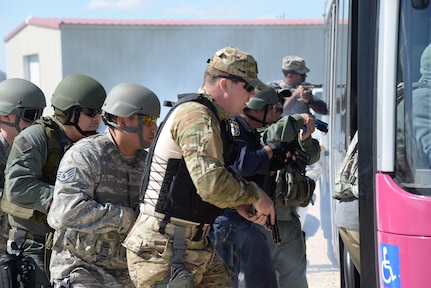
275, 166, 316, 207
333, 131, 359, 200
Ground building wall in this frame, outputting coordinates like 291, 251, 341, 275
6, 22, 326, 119
6, 25, 62, 115
59, 23, 325, 119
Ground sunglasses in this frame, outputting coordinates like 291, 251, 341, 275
277, 96, 286, 105
20, 108, 43, 122
81, 108, 102, 118
134, 114, 158, 126
219, 76, 255, 93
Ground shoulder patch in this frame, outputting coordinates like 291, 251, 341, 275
230, 120, 240, 137
15, 137, 32, 153
57, 167, 76, 183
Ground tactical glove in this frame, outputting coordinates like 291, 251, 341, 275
268, 142, 291, 171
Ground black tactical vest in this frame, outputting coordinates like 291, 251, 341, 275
140, 94, 237, 224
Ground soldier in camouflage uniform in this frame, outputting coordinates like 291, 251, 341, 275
123, 46, 276, 288
47, 83, 160, 287
2, 74, 106, 287
272, 55, 328, 116
0, 78, 46, 256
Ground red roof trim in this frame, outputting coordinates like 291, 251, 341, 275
5, 16, 324, 42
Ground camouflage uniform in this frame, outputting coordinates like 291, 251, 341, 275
273, 55, 328, 116
123, 92, 261, 288
47, 131, 141, 287
272, 79, 312, 115
259, 115, 321, 288
0, 132, 10, 255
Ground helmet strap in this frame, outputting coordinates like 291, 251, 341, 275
104, 114, 150, 149
243, 105, 269, 127
0, 117, 22, 134
62, 107, 97, 137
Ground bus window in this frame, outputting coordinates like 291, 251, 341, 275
394, 2, 431, 195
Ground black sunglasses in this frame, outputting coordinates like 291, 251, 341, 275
277, 96, 286, 105
21, 108, 43, 122
81, 107, 102, 118
218, 75, 255, 93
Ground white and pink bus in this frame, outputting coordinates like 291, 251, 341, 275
323, 0, 431, 287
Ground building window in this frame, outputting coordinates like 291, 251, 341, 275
24, 54, 40, 86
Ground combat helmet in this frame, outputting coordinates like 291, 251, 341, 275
246, 86, 279, 110
102, 82, 160, 148
0, 78, 46, 131
51, 74, 106, 136
52, 74, 106, 111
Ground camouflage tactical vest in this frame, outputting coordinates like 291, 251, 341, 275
333, 131, 359, 199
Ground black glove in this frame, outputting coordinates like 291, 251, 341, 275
268, 142, 291, 171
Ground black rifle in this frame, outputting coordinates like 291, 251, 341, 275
284, 140, 311, 172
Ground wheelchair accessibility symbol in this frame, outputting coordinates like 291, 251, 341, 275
380, 243, 401, 288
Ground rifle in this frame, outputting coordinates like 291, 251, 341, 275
284, 140, 311, 172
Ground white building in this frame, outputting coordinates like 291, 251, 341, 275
5, 17, 326, 117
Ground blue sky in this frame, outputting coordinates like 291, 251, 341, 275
0, 0, 327, 73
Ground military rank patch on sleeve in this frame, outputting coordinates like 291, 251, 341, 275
230, 120, 240, 137
57, 167, 76, 183
15, 136, 32, 153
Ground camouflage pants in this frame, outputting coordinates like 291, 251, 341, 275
51, 266, 133, 288
50, 243, 133, 288
125, 217, 234, 288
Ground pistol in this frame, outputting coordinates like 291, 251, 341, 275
302, 84, 323, 89
267, 216, 281, 245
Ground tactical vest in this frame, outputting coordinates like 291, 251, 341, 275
141, 94, 237, 224
229, 116, 266, 188
1, 117, 72, 220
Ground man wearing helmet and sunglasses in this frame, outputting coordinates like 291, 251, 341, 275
0, 78, 46, 256
47, 82, 160, 287
2, 74, 106, 287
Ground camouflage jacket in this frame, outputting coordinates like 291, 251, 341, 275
48, 131, 143, 271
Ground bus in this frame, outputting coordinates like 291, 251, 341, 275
322, 0, 431, 287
